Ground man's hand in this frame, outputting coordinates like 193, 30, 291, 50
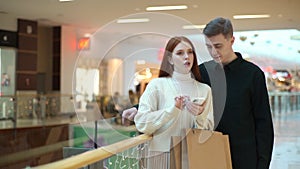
122, 107, 137, 126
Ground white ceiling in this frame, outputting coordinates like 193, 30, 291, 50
0, 0, 299, 31
1, 0, 300, 69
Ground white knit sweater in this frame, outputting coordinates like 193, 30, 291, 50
134, 72, 214, 152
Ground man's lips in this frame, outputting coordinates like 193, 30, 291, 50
213, 56, 221, 60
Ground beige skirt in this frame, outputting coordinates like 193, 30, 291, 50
146, 151, 170, 169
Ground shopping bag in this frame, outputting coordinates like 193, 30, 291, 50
170, 129, 232, 169
170, 136, 182, 169
186, 128, 232, 169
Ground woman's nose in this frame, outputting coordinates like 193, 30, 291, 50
184, 52, 189, 59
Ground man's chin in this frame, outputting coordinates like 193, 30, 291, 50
213, 58, 222, 63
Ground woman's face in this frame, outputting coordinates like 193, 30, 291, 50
170, 41, 194, 74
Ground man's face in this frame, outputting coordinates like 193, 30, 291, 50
205, 34, 234, 64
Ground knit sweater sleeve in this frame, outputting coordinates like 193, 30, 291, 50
134, 79, 180, 135
195, 86, 214, 130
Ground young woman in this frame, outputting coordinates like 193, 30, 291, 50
134, 36, 214, 169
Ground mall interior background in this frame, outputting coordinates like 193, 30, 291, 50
0, 0, 300, 168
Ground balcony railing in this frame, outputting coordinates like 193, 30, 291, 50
269, 91, 300, 114
32, 134, 152, 169
1, 92, 300, 168
0, 92, 299, 127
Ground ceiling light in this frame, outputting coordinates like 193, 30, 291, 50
84, 33, 91, 37
233, 14, 270, 19
117, 18, 150, 24
146, 5, 187, 11
59, 0, 74, 2
136, 60, 146, 65
182, 24, 206, 29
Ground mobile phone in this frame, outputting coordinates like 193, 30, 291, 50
192, 97, 205, 104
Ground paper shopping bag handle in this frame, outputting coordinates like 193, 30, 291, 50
198, 130, 213, 143
187, 129, 214, 144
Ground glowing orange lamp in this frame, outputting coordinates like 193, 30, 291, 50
77, 37, 90, 50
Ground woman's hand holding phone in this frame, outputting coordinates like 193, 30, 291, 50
186, 97, 206, 116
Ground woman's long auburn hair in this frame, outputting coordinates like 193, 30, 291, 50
158, 36, 201, 82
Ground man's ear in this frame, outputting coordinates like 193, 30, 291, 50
231, 36, 235, 44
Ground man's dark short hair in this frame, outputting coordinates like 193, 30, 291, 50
203, 17, 233, 39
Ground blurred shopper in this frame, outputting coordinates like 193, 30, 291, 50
128, 89, 139, 105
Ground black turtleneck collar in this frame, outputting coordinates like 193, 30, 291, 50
214, 52, 243, 71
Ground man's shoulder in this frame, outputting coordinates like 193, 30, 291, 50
199, 60, 215, 66
199, 60, 215, 70
242, 59, 263, 73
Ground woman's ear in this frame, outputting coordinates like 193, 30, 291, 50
168, 56, 174, 65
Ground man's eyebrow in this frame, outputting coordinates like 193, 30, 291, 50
212, 43, 222, 46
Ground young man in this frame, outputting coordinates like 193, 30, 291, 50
200, 17, 274, 169
123, 17, 274, 169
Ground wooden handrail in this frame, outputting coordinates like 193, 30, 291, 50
0, 137, 84, 166
32, 134, 152, 169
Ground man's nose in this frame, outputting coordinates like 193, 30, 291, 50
211, 48, 218, 55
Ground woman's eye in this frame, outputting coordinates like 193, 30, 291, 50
176, 51, 183, 55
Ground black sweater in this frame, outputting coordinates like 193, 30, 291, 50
199, 52, 274, 169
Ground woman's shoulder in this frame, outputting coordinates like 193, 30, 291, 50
194, 80, 211, 90
147, 77, 170, 86
150, 77, 169, 83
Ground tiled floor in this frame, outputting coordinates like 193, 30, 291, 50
270, 111, 300, 169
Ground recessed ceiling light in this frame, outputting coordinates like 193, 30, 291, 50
84, 33, 91, 37
137, 60, 146, 65
117, 18, 150, 24
182, 24, 206, 29
233, 14, 270, 19
146, 5, 187, 11
59, 0, 74, 2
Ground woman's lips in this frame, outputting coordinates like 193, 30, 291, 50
184, 61, 191, 67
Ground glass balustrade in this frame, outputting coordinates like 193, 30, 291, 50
0, 92, 300, 168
